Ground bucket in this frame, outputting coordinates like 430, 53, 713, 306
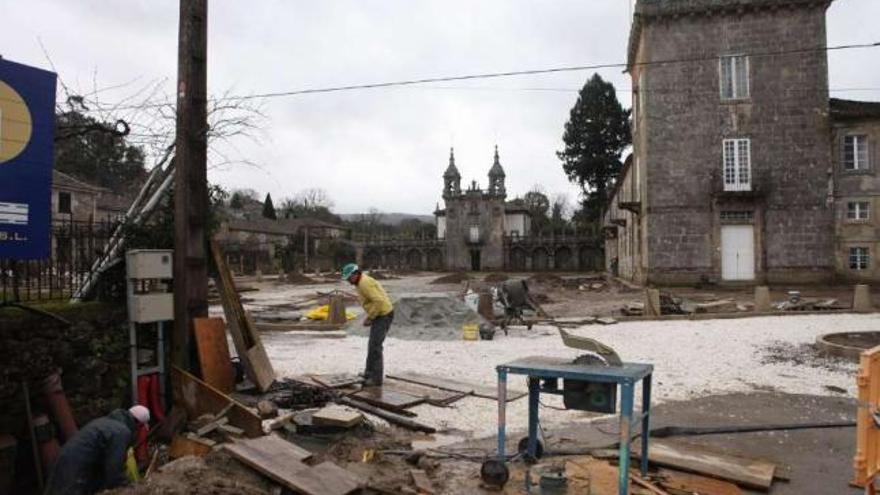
462, 323, 479, 341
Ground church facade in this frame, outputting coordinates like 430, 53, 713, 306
434, 147, 531, 271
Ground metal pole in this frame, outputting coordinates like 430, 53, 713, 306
172, 0, 209, 370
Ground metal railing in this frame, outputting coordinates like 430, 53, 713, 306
1, 220, 119, 303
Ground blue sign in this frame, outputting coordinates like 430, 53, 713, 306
0, 59, 57, 259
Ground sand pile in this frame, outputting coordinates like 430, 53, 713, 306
284, 272, 318, 284
350, 295, 486, 340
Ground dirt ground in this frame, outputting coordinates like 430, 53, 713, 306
185, 271, 874, 494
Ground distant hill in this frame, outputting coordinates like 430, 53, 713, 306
339, 212, 435, 226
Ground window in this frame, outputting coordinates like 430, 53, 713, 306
58, 192, 72, 214
721, 210, 753, 221
720, 55, 749, 100
847, 201, 870, 220
469, 226, 480, 243
844, 135, 869, 171
723, 139, 751, 191
850, 247, 870, 271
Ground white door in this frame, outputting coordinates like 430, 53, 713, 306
721, 225, 755, 281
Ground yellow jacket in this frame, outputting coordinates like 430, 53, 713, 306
356, 273, 393, 319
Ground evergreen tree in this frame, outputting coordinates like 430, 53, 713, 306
557, 73, 631, 220
262, 193, 277, 219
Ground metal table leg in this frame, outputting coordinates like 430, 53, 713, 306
497, 369, 508, 460
618, 381, 635, 495
641, 373, 652, 476
527, 376, 540, 459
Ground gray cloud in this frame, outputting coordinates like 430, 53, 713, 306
3, 0, 878, 214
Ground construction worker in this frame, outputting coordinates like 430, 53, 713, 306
342, 263, 394, 386
45, 405, 150, 495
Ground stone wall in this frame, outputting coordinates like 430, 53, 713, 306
0, 302, 130, 491
637, 3, 834, 284
833, 118, 880, 280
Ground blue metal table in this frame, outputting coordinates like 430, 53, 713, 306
495, 356, 653, 495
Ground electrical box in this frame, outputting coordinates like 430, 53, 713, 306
129, 293, 173, 323
563, 379, 617, 414
125, 249, 173, 280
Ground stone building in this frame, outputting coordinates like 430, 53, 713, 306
831, 99, 880, 280
434, 147, 531, 270
359, 147, 601, 272
605, 0, 880, 285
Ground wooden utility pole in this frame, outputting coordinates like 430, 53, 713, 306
172, 0, 209, 369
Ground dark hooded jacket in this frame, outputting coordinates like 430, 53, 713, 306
45, 408, 137, 495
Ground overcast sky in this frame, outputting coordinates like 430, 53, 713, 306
3, 0, 879, 214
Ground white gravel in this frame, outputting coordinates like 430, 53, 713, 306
261, 312, 872, 445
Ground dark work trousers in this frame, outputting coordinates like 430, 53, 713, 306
365, 311, 394, 384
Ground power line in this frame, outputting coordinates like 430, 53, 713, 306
56, 40, 880, 111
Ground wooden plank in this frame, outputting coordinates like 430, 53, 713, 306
193, 317, 235, 393
169, 435, 212, 459
224, 436, 362, 495
657, 469, 743, 495
171, 366, 263, 438
383, 379, 467, 405
338, 397, 436, 434
387, 371, 527, 401
636, 440, 775, 491
256, 321, 344, 332
630, 472, 671, 495
311, 373, 363, 389
352, 387, 425, 411
312, 406, 364, 428
210, 240, 275, 392
410, 469, 435, 494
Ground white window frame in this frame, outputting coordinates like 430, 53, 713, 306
720, 55, 749, 100
469, 225, 480, 243
723, 138, 751, 192
847, 201, 871, 221
844, 135, 870, 171
850, 246, 870, 271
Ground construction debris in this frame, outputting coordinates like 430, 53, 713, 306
312, 405, 364, 428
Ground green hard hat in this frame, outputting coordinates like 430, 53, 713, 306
341, 263, 359, 280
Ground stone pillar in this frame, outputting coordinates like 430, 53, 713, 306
645, 288, 661, 317
754, 286, 771, 312
328, 294, 347, 325
853, 284, 873, 313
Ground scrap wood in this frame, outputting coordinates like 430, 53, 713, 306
210, 240, 276, 392
410, 469, 435, 494
635, 439, 776, 491
169, 434, 213, 459
383, 379, 468, 406
630, 472, 671, 495
657, 469, 743, 495
195, 416, 228, 437
224, 436, 362, 495
387, 371, 527, 402
338, 397, 436, 434
171, 366, 263, 438
312, 405, 364, 428
351, 387, 425, 413
193, 317, 236, 394
256, 321, 344, 332
310, 373, 362, 389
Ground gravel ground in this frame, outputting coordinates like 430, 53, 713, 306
261, 312, 870, 445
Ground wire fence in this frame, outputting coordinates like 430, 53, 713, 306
1, 220, 119, 304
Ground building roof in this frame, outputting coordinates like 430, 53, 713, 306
443, 147, 461, 178
489, 145, 505, 177
52, 170, 106, 194
830, 98, 880, 122
96, 193, 133, 213
627, 0, 832, 69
